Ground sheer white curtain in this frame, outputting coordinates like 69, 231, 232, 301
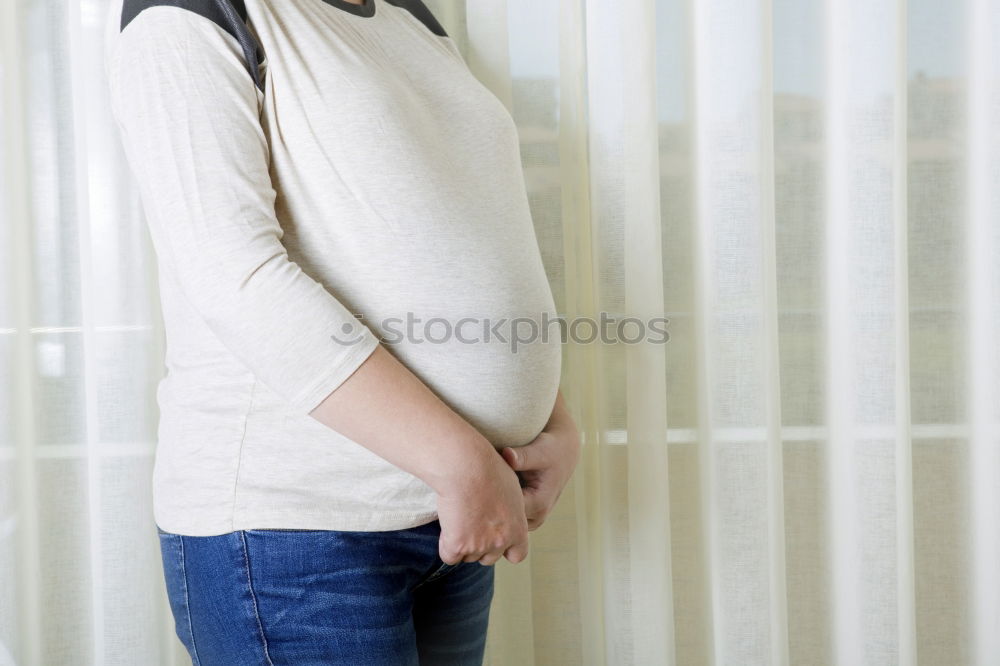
2, 0, 998, 664
3, 0, 172, 663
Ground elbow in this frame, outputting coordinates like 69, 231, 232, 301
237, 248, 289, 291
173, 247, 292, 316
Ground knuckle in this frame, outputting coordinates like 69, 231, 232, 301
439, 544, 462, 563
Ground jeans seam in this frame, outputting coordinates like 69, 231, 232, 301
239, 530, 275, 666
178, 536, 201, 666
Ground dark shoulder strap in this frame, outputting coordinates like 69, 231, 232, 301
383, 0, 448, 37
120, 0, 266, 92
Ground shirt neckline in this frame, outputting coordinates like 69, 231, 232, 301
321, 0, 377, 18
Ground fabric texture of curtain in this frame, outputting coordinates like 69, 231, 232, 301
2, 0, 998, 663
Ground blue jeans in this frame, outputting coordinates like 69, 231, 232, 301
157, 519, 495, 665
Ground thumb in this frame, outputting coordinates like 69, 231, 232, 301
502, 445, 535, 470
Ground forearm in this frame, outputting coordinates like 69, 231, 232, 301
309, 344, 501, 495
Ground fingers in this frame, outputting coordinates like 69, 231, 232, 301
502, 441, 548, 472
503, 538, 529, 564
521, 488, 546, 521
440, 526, 529, 566
478, 551, 503, 566
476, 537, 530, 565
519, 484, 556, 530
439, 540, 464, 566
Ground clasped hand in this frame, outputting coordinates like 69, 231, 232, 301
435, 391, 580, 566
499, 396, 580, 533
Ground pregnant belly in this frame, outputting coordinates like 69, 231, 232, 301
290, 191, 563, 446
384, 317, 563, 449
333, 226, 565, 448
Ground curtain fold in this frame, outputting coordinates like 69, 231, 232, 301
2, 0, 998, 664
966, 3, 1000, 666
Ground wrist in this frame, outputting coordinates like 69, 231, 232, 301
424, 431, 503, 496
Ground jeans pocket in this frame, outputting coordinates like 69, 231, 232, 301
413, 560, 460, 590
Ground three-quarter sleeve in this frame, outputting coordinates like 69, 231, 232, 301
106, 7, 380, 414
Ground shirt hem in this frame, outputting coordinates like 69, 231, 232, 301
155, 508, 441, 537
290, 333, 380, 415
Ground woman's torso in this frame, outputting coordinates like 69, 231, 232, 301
107, 0, 562, 535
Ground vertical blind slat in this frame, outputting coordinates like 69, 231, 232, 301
66, 0, 105, 660
2, 0, 42, 663
690, 0, 721, 659
965, 1, 1000, 664
757, 0, 792, 661
558, 0, 608, 663
892, 0, 917, 662
620, 0, 676, 662
823, 0, 864, 661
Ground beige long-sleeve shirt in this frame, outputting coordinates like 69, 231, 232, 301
104, 0, 562, 536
